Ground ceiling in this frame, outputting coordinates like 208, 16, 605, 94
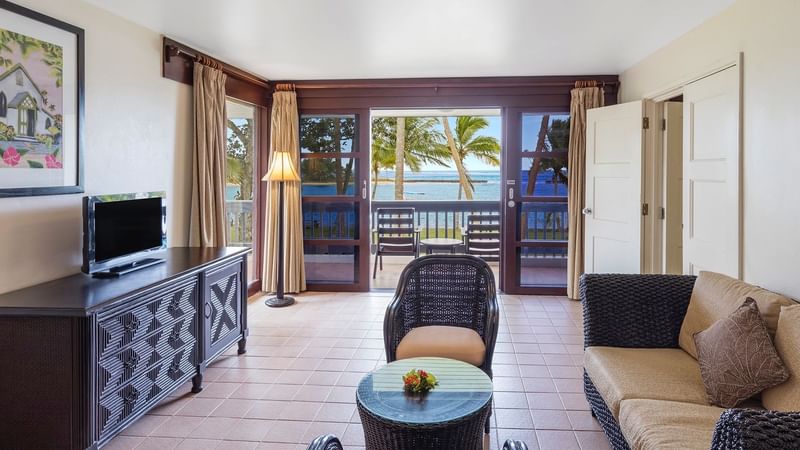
85, 0, 734, 81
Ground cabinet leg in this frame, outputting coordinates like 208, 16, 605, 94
237, 338, 247, 355
191, 372, 204, 393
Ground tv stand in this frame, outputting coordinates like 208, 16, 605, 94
92, 257, 165, 278
0, 247, 250, 449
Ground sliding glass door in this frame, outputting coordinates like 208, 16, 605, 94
299, 111, 371, 291
503, 109, 570, 295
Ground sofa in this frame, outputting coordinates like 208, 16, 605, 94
581, 272, 800, 450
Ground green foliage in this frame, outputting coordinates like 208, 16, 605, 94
0, 122, 13, 141
226, 118, 254, 200
300, 117, 356, 195
441, 116, 501, 199
0, 29, 63, 86
27, 160, 42, 168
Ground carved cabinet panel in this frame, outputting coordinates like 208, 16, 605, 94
202, 261, 244, 361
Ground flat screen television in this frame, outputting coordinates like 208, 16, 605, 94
82, 192, 167, 276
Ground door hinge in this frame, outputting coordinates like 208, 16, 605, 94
660, 207, 666, 220
642, 117, 650, 129
642, 203, 649, 216
662, 118, 667, 131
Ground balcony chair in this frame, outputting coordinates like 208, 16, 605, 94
373, 207, 420, 279
462, 213, 501, 261
306, 434, 529, 450
383, 254, 499, 433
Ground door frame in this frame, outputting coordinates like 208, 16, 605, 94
643, 53, 743, 275
502, 107, 570, 295
298, 108, 372, 292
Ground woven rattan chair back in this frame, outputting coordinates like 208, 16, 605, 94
383, 254, 499, 376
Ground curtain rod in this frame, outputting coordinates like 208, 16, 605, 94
284, 79, 619, 90
164, 38, 270, 89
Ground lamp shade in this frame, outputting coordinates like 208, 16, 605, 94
263, 151, 300, 182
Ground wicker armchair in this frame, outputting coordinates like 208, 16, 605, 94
384, 255, 499, 375
306, 434, 529, 450
581, 273, 800, 450
384, 254, 499, 433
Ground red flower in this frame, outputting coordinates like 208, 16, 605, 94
418, 370, 428, 378
45, 154, 62, 169
2, 147, 20, 167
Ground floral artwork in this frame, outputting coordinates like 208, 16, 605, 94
0, 27, 63, 170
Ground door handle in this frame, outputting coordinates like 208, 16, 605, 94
508, 187, 514, 200
582, 207, 593, 215
361, 180, 367, 200
204, 302, 212, 318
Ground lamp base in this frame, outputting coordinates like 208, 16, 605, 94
265, 295, 295, 308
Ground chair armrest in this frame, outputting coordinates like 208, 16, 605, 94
581, 273, 696, 348
384, 290, 406, 363
306, 434, 343, 450
711, 409, 800, 450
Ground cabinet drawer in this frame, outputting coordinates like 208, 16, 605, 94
97, 341, 196, 441
97, 280, 198, 360
97, 314, 198, 398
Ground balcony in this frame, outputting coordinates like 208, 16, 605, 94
226, 199, 255, 282
240, 198, 568, 290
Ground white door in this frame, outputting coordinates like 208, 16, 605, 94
683, 67, 740, 277
584, 101, 646, 274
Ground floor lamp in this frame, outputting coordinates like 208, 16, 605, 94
264, 151, 300, 307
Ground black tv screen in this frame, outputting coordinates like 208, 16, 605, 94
94, 197, 163, 262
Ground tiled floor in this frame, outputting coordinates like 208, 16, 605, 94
107, 291, 611, 450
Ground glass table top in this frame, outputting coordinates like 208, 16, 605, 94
356, 357, 492, 425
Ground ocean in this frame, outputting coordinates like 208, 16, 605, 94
291, 169, 566, 200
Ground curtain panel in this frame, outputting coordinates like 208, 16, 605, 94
567, 85, 604, 299
189, 62, 228, 247
263, 90, 306, 293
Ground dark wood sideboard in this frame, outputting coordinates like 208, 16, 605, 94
0, 247, 251, 449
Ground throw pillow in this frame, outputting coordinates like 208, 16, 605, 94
694, 297, 789, 408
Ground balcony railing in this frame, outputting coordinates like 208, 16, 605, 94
226, 200, 253, 247
371, 200, 500, 240
300, 199, 568, 258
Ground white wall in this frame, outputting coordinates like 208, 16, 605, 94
620, 0, 800, 299
0, 0, 192, 294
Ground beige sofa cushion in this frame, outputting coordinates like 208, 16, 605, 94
584, 347, 708, 417
763, 304, 800, 411
679, 271, 794, 359
396, 325, 485, 366
619, 399, 724, 450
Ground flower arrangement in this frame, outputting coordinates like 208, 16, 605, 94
402, 368, 438, 394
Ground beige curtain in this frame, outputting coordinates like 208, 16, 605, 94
567, 83, 604, 299
263, 88, 306, 293
189, 61, 228, 247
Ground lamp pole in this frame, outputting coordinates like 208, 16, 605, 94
264, 152, 298, 308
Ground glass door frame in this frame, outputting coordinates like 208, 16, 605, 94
299, 108, 372, 292
502, 108, 569, 295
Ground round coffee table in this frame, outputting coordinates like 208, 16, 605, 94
420, 238, 463, 255
356, 357, 492, 450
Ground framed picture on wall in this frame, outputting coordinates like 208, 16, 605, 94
0, 0, 83, 197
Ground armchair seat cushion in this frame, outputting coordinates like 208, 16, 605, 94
396, 325, 486, 367
619, 399, 724, 450
584, 347, 708, 418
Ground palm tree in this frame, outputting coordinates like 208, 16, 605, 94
440, 116, 501, 200
371, 117, 450, 200
525, 116, 569, 196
